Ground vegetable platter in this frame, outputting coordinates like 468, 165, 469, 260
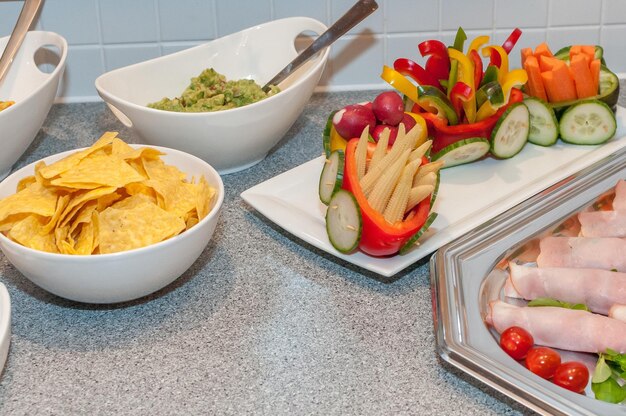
241, 104, 626, 277
431, 145, 626, 415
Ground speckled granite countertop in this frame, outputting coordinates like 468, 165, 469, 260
0, 86, 624, 415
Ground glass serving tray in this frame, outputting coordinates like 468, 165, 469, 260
431, 146, 626, 416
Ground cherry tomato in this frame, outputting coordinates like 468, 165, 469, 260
553, 361, 589, 393
525, 347, 561, 379
499, 326, 534, 360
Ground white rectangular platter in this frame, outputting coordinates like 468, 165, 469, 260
241, 106, 626, 277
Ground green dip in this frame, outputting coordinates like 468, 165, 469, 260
148, 68, 280, 112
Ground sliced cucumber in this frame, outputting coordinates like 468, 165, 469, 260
319, 149, 345, 205
417, 85, 458, 125
490, 102, 530, 159
325, 189, 362, 254
432, 137, 490, 168
558, 99, 616, 145
524, 97, 558, 146
399, 212, 438, 255
430, 171, 440, 210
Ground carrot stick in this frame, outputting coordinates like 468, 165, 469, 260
569, 45, 582, 62
590, 58, 601, 95
569, 54, 595, 98
521, 47, 533, 66
581, 45, 596, 62
523, 56, 548, 101
533, 42, 553, 59
539, 55, 564, 73
541, 65, 577, 102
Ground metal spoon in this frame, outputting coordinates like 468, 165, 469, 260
262, 0, 378, 92
0, 0, 43, 85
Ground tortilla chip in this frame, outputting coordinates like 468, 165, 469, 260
50, 153, 144, 189
98, 195, 185, 253
8, 215, 58, 253
38, 132, 118, 179
0, 182, 58, 223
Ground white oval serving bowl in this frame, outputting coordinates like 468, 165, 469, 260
95, 17, 329, 174
0, 31, 67, 179
0, 282, 10, 375
0, 145, 224, 304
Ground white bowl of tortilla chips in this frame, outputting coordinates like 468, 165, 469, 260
0, 132, 224, 304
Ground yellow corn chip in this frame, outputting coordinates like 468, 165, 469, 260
50, 153, 144, 189
196, 176, 215, 220
8, 215, 58, 253
74, 221, 95, 255
58, 186, 118, 228
16, 175, 36, 192
98, 195, 185, 253
38, 132, 118, 179
0, 182, 58, 223
40, 194, 71, 235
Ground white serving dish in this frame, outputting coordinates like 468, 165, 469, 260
0, 145, 224, 304
0, 31, 67, 180
95, 17, 329, 175
242, 107, 626, 277
0, 282, 10, 375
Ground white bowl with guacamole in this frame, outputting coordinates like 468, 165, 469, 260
95, 17, 329, 174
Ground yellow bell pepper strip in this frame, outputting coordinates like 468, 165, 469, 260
501, 68, 528, 101
418, 40, 450, 83
482, 45, 509, 83
447, 48, 476, 122
403, 112, 429, 147
501, 28, 522, 54
393, 58, 443, 90
468, 35, 489, 54
380, 65, 419, 104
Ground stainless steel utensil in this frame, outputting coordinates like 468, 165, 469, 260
0, 0, 43, 85
262, 0, 378, 92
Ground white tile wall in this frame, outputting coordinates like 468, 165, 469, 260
0, 0, 623, 102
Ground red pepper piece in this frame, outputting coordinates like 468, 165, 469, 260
468, 49, 483, 89
502, 28, 522, 54
488, 48, 502, 68
393, 58, 442, 90
425, 88, 523, 154
449, 81, 473, 121
341, 139, 431, 257
418, 40, 450, 84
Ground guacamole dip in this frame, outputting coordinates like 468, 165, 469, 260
148, 68, 279, 112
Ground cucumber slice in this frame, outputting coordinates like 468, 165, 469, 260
432, 137, 490, 168
417, 85, 459, 125
524, 97, 558, 146
319, 149, 345, 205
558, 99, 616, 145
490, 102, 530, 159
399, 212, 438, 255
325, 189, 362, 254
430, 171, 440, 210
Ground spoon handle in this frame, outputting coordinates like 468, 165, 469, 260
262, 0, 379, 91
0, 0, 43, 84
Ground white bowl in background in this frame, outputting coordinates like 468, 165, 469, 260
0, 283, 10, 375
0, 31, 67, 179
0, 145, 224, 304
95, 17, 329, 174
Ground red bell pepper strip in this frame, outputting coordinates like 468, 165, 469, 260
449, 81, 474, 121
468, 49, 484, 90
419, 40, 450, 82
393, 58, 442, 90
425, 88, 523, 154
502, 28, 522, 54
341, 139, 431, 257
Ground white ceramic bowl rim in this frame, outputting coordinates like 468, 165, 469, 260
0, 145, 225, 260
0, 31, 68, 116
95, 17, 329, 118
0, 283, 9, 342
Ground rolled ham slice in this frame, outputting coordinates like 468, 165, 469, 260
578, 210, 626, 238
613, 180, 626, 210
505, 263, 626, 315
609, 304, 626, 323
486, 300, 626, 353
536, 236, 626, 272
